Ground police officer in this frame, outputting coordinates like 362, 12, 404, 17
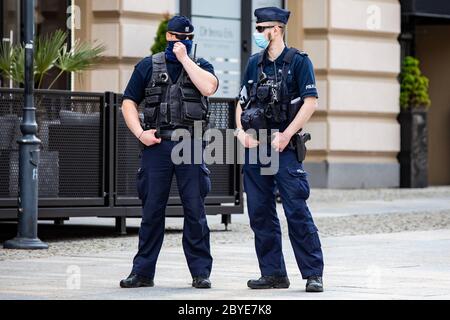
235, 7, 324, 292
119, 16, 219, 289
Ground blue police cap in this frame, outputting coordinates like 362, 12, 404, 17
254, 7, 290, 24
167, 15, 194, 33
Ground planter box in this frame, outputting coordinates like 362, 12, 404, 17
397, 107, 428, 188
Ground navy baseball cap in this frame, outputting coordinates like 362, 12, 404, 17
167, 15, 194, 33
254, 7, 291, 24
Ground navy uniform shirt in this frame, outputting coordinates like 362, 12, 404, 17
240, 47, 318, 131
124, 56, 216, 104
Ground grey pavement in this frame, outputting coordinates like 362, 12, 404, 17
0, 186, 449, 299
0, 229, 450, 299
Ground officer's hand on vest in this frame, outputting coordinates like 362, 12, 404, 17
271, 132, 291, 153
237, 130, 259, 149
139, 129, 162, 146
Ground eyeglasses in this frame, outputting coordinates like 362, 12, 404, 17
255, 25, 282, 33
169, 32, 195, 40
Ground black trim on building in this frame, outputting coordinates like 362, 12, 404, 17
400, 0, 450, 58
0, 1, 3, 42
179, 0, 191, 19
241, 0, 252, 78
401, 0, 450, 20
66, 0, 72, 90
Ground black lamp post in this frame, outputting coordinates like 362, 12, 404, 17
3, 0, 48, 250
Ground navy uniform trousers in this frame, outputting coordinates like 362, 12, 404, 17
243, 146, 324, 279
132, 139, 213, 279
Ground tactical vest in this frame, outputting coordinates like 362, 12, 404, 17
143, 52, 209, 130
241, 47, 305, 131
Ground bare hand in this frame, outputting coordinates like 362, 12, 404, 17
271, 131, 291, 152
139, 129, 161, 146
173, 42, 188, 62
237, 131, 259, 148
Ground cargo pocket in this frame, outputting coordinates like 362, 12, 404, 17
143, 107, 157, 127
303, 224, 322, 252
145, 87, 162, 107
180, 86, 207, 123
287, 166, 310, 200
136, 167, 147, 200
181, 100, 207, 123
199, 164, 211, 198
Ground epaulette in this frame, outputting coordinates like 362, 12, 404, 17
298, 50, 308, 57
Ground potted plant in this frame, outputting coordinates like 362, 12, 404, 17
397, 56, 431, 188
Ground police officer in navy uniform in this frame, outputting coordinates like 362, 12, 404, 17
235, 7, 324, 292
119, 16, 219, 289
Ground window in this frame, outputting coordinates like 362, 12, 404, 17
191, 0, 242, 98
0, 0, 71, 89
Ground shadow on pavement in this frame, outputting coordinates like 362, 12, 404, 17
0, 222, 143, 243
0, 221, 230, 244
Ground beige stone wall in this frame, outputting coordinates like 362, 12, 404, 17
288, 0, 401, 186
73, 0, 177, 93
71, 0, 402, 187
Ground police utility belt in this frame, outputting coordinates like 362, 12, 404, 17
239, 48, 311, 162
142, 52, 209, 140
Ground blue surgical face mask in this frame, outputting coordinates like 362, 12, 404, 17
165, 40, 193, 62
253, 32, 270, 49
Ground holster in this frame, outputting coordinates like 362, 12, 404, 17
288, 132, 311, 162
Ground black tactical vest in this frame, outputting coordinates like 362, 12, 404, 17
241, 47, 304, 131
143, 52, 209, 130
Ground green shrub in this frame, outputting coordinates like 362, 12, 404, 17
400, 56, 431, 109
151, 14, 170, 54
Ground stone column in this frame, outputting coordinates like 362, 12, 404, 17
298, 0, 401, 188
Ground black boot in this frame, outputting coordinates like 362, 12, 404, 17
306, 276, 323, 292
119, 273, 154, 288
192, 276, 211, 289
247, 276, 290, 289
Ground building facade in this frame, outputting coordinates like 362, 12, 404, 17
1, 0, 449, 188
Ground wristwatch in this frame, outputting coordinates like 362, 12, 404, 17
233, 128, 243, 137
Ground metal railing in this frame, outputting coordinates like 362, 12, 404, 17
0, 88, 243, 223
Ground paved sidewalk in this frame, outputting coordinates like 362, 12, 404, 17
1, 187, 449, 299
0, 229, 449, 300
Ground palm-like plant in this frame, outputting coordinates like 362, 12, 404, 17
10, 46, 25, 84
52, 40, 105, 89
0, 42, 24, 84
0, 29, 105, 89
34, 29, 67, 88
0, 41, 13, 79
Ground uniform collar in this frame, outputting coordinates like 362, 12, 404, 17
264, 46, 288, 65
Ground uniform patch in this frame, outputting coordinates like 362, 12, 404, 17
306, 84, 316, 90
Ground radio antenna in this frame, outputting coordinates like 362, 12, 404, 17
193, 43, 197, 62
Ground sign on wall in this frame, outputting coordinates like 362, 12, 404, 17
190, 0, 284, 97
191, 0, 241, 98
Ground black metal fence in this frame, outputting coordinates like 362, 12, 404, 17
0, 88, 243, 224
